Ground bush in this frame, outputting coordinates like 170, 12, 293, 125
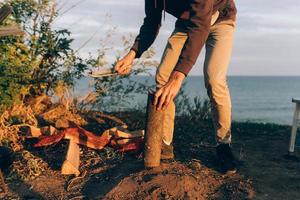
0, 0, 88, 111
82, 29, 158, 111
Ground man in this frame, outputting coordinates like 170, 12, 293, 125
115, 0, 237, 173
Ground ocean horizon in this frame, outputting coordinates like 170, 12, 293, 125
75, 76, 300, 125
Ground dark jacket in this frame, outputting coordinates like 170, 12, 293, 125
131, 0, 237, 76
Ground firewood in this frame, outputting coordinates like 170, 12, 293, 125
101, 127, 118, 137
29, 126, 43, 138
33, 126, 112, 149
117, 138, 144, 153
115, 129, 144, 139
27, 125, 57, 138
32, 124, 144, 154
34, 132, 65, 147
110, 137, 144, 153
114, 138, 133, 145
61, 140, 80, 176
101, 126, 130, 137
40, 126, 57, 136
64, 127, 112, 150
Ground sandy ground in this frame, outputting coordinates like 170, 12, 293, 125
2, 114, 300, 200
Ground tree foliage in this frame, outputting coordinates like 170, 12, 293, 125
0, 0, 88, 111
0, 0, 159, 113
88, 31, 158, 111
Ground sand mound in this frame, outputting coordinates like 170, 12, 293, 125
104, 161, 253, 200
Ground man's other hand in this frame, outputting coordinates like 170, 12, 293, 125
154, 71, 186, 111
115, 50, 136, 75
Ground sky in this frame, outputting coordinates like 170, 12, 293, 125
54, 0, 300, 76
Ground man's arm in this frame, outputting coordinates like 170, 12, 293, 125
115, 0, 162, 74
173, 0, 214, 76
131, 0, 162, 58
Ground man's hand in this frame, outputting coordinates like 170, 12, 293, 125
154, 71, 186, 111
115, 50, 136, 75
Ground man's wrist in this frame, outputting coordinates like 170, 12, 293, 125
128, 50, 137, 59
171, 71, 186, 83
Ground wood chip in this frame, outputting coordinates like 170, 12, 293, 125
61, 140, 80, 176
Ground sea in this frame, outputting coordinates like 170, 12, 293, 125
75, 76, 300, 125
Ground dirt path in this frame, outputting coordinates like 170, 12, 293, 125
3, 118, 300, 200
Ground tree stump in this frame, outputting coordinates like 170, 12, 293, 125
144, 92, 168, 168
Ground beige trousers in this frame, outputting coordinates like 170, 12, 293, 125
156, 13, 236, 144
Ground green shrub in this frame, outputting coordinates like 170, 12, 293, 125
0, 0, 88, 111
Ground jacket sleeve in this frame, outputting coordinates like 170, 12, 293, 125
131, 0, 162, 58
174, 0, 214, 76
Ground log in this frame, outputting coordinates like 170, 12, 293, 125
28, 125, 57, 138
115, 129, 144, 139
144, 92, 175, 168
112, 130, 144, 146
40, 126, 57, 136
34, 132, 65, 147
34, 126, 112, 149
0, 5, 12, 23
117, 138, 144, 153
61, 140, 80, 176
101, 127, 118, 137
114, 138, 133, 145
29, 126, 43, 138
64, 127, 112, 150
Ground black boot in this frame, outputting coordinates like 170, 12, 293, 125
216, 144, 237, 174
161, 142, 175, 160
